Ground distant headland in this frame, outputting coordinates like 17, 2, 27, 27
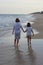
31, 11, 43, 14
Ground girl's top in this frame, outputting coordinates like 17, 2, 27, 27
13, 22, 22, 34
26, 27, 33, 36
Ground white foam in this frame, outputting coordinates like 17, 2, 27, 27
33, 29, 39, 35
26, 14, 36, 21
22, 21, 34, 27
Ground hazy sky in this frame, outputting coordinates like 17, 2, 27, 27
0, 0, 43, 14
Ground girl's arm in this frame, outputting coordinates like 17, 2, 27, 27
31, 29, 34, 36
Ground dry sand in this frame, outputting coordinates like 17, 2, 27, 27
31, 14, 43, 39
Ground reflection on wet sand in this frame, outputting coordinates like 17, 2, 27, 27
0, 38, 43, 65
13, 44, 36, 65
14, 47, 25, 65
28, 45, 36, 65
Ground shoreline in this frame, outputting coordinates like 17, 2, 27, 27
0, 14, 43, 39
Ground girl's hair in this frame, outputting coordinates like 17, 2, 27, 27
15, 18, 20, 22
27, 23, 31, 27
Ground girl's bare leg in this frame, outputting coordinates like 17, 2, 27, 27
29, 36, 31, 44
27, 38, 29, 46
29, 36, 31, 47
16, 39, 19, 47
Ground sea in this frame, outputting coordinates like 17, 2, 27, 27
0, 14, 39, 37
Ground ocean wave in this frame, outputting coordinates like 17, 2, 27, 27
0, 14, 37, 37
0, 14, 35, 28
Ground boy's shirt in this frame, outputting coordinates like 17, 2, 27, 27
13, 22, 22, 34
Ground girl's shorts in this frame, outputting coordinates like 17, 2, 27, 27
26, 35, 31, 38
15, 33, 20, 39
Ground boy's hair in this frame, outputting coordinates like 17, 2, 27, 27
27, 23, 31, 27
15, 18, 20, 22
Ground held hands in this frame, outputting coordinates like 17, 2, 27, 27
23, 30, 25, 32
23, 29, 26, 32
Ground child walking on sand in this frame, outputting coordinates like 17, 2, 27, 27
24, 22, 34, 46
12, 18, 24, 47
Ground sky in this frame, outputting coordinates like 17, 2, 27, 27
0, 0, 43, 14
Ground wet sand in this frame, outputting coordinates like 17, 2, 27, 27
0, 39, 43, 65
32, 14, 43, 39
0, 32, 43, 65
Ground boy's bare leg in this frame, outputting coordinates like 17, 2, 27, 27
14, 39, 16, 46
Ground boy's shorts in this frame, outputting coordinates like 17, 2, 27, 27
15, 33, 20, 39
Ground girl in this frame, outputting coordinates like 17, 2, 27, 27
24, 22, 34, 46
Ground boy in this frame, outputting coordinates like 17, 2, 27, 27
12, 18, 24, 47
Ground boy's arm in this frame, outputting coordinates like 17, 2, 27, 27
21, 26, 27, 32
20, 25, 24, 32
21, 27, 24, 32
20, 24, 27, 32
22, 28, 27, 32
12, 26, 15, 34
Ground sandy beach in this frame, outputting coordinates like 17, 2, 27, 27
0, 13, 43, 65
32, 14, 43, 39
